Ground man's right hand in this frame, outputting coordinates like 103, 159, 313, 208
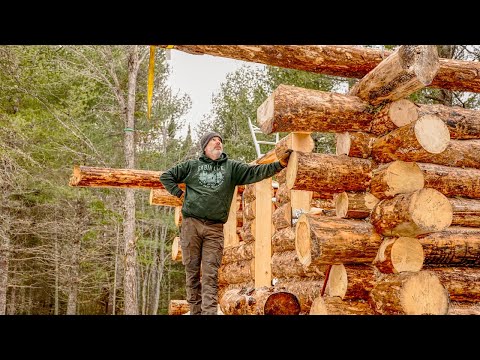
278, 149, 293, 168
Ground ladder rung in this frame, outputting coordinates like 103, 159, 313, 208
256, 141, 277, 145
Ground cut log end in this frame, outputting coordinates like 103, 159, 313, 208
335, 132, 351, 156
385, 161, 424, 197
389, 99, 419, 127
335, 192, 349, 218
264, 292, 301, 315
325, 264, 348, 299
257, 96, 275, 134
309, 296, 327, 315
411, 188, 453, 233
391, 237, 424, 273
286, 151, 299, 190
414, 115, 450, 154
412, 45, 440, 85
295, 214, 311, 266
401, 271, 449, 315
69, 165, 81, 186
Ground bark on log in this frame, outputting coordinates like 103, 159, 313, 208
243, 184, 256, 203
370, 160, 425, 200
429, 267, 480, 302
253, 148, 278, 165
310, 296, 375, 315
418, 226, 480, 267
370, 188, 453, 237
168, 300, 190, 315
369, 99, 419, 136
286, 152, 373, 193
171, 236, 182, 262
311, 197, 335, 211
219, 286, 301, 315
271, 250, 326, 279
163, 45, 480, 93
295, 215, 382, 266
218, 259, 254, 286
272, 202, 292, 231
334, 191, 379, 219
257, 84, 374, 135
368, 270, 450, 315
69, 165, 184, 189
372, 115, 451, 165
218, 281, 254, 306
222, 241, 254, 264
419, 162, 480, 199
272, 226, 296, 253
448, 302, 480, 315
275, 168, 287, 185
274, 278, 325, 314
449, 197, 480, 227
418, 103, 480, 139
373, 237, 424, 274
349, 45, 439, 105
275, 183, 290, 206
149, 188, 183, 207
324, 264, 376, 300
335, 131, 377, 158
243, 200, 256, 222
240, 221, 255, 244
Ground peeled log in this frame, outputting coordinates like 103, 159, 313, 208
243, 185, 256, 203
275, 183, 290, 206
257, 84, 373, 135
370, 160, 425, 200
272, 250, 326, 279
335, 191, 379, 219
69, 165, 184, 190
272, 226, 296, 253
272, 202, 292, 231
149, 188, 182, 207
336, 131, 377, 158
171, 237, 182, 262
448, 302, 480, 315
449, 197, 480, 227
324, 264, 376, 300
240, 221, 255, 244
369, 99, 419, 136
286, 151, 373, 193
218, 259, 254, 286
349, 45, 439, 105
163, 45, 480, 94
429, 267, 480, 302
418, 226, 480, 267
219, 286, 301, 315
222, 241, 254, 264
274, 279, 325, 314
295, 215, 382, 266
168, 300, 190, 315
310, 296, 375, 315
372, 115, 451, 164
243, 200, 256, 221
368, 270, 450, 315
419, 162, 480, 199
373, 237, 424, 274
370, 188, 453, 237
418, 103, 480, 139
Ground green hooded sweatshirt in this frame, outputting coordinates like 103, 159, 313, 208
160, 152, 283, 223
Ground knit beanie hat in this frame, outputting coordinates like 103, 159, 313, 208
200, 132, 223, 152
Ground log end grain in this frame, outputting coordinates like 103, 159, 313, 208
415, 115, 450, 154
264, 292, 301, 315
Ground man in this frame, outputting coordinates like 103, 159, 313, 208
160, 131, 292, 315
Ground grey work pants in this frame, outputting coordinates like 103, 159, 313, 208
180, 216, 224, 315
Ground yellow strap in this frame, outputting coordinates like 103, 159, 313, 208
166, 45, 174, 49
147, 45, 156, 120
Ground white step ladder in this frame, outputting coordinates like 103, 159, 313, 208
247, 117, 279, 158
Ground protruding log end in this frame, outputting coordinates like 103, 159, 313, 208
285, 151, 298, 190
414, 115, 450, 154
411, 188, 453, 233
69, 165, 81, 186
264, 292, 301, 315
295, 214, 311, 267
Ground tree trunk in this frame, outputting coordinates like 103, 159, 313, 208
286, 151, 373, 194
0, 222, 9, 315
429, 267, 480, 302
370, 188, 453, 237
274, 278, 325, 314
310, 296, 375, 315
168, 300, 190, 315
219, 286, 301, 315
334, 191, 379, 219
418, 226, 480, 267
372, 115, 451, 164
336, 131, 377, 158
295, 215, 382, 266
163, 45, 480, 93
370, 160, 425, 199
272, 226, 296, 253
419, 162, 480, 199
257, 84, 374, 135
373, 237, 424, 273
369, 99, 419, 136
449, 197, 480, 227
149, 189, 182, 207
349, 45, 439, 105
271, 250, 326, 279
368, 270, 450, 315
324, 264, 376, 300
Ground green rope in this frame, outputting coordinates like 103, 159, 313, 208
124, 128, 135, 132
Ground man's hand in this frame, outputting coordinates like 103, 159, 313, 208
278, 149, 293, 168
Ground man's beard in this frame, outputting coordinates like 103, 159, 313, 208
211, 148, 222, 159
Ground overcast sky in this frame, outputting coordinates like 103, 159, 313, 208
166, 49, 264, 139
